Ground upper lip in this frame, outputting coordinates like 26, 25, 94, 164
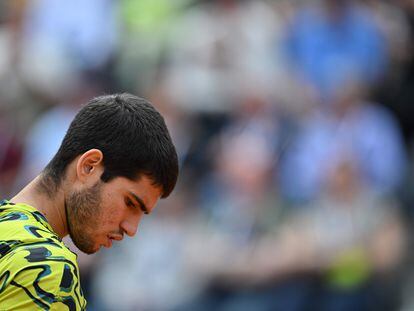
108, 234, 123, 241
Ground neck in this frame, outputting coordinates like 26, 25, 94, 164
11, 175, 69, 238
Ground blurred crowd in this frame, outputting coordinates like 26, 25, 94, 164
1, 0, 414, 310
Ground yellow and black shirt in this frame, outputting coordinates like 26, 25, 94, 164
0, 200, 86, 310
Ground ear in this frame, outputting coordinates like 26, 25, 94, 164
75, 149, 104, 183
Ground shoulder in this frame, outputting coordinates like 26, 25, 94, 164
0, 246, 86, 310
0, 236, 86, 310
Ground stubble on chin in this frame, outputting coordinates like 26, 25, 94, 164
65, 182, 102, 254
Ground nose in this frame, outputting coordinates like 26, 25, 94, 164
120, 216, 141, 237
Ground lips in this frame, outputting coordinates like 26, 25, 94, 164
104, 238, 112, 248
108, 233, 124, 241
103, 234, 124, 249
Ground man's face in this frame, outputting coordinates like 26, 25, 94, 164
65, 175, 162, 254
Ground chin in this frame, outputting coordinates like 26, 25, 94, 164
82, 246, 99, 255
72, 238, 98, 255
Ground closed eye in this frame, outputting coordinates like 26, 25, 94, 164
125, 198, 136, 209
128, 191, 150, 215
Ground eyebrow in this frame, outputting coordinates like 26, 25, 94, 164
128, 191, 149, 215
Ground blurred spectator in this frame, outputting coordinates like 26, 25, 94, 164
374, 0, 414, 144
163, 0, 294, 191
280, 78, 407, 203
18, 0, 118, 98
146, 79, 192, 168
174, 94, 283, 310
362, 0, 410, 66
285, 0, 388, 103
14, 105, 76, 187
164, 0, 286, 112
116, 0, 191, 92
0, 4, 24, 198
0, 1, 43, 137
197, 92, 279, 222
0, 109, 23, 198
14, 76, 103, 189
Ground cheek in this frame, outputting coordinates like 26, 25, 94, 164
98, 188, 130, 227
97, 203, 126, 229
